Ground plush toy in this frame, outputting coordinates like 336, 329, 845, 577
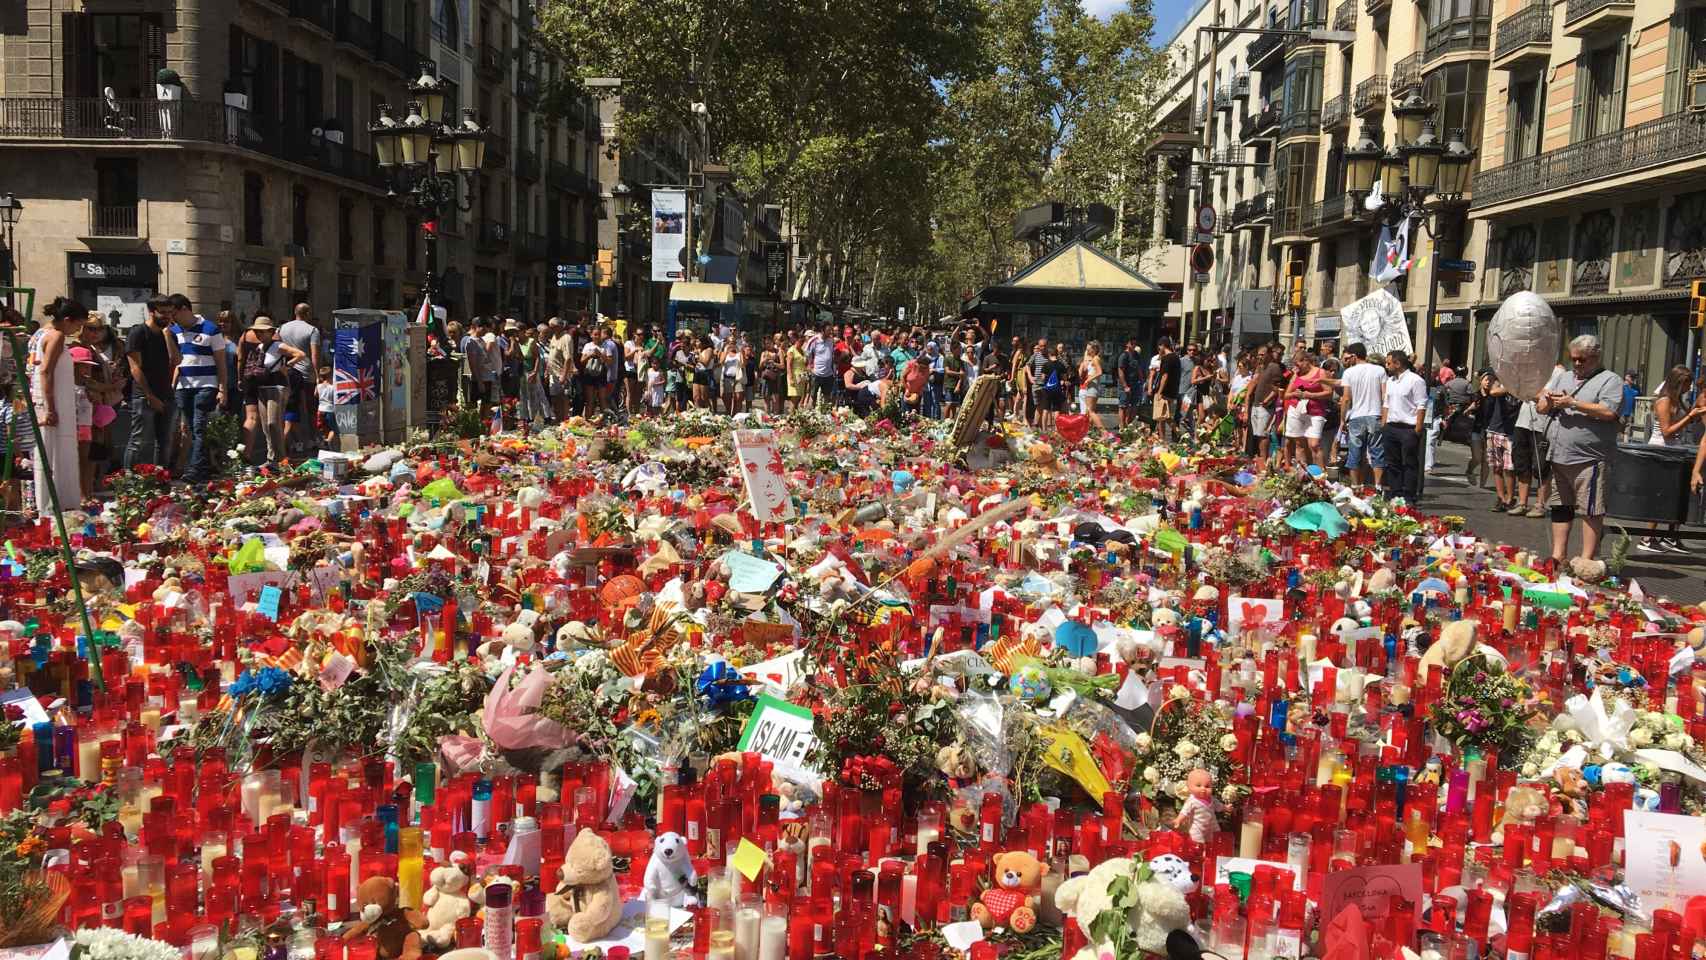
1491, 785, 1549, 843
1055, 856, 1197, 960
420, 857, 474, 950
1551, 765, 1590, 819
642, 831, 698, 907
1172, 769, 1218, 845
546, 829, 624, 941
343, 876, 424, 960
971, 851, 1047, 931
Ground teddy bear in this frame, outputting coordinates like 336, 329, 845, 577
546, 828, 624, 942
642, 831, 698, 907
419, 856, 474, 950
1055, 855, 1197, 960
1491, 784, 1548, 843
343, 876, 425, 960
971, 851, 1047, 932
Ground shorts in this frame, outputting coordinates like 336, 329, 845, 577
1485, 431, 1514, 471
1249, 405, 1274, 438
242, 377, 288, 405
1345, 415, 1386, 469
1549, 459, 1608, 517
1042, 389, 1066, 412
1121, 388, 1142, 409
1284, 403, 1326, 439
1512, 428, 1550, 482
1152, 396, 1176, 421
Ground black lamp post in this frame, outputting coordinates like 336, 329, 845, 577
0, 194, 22, 289
369, 63, 488, 309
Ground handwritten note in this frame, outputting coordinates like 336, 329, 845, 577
1319, 863, 1424, 926
255, 586, 282, 621
730, 838, 768, 881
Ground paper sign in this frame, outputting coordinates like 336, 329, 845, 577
730, 838, 768, 881
732, 429, 796, 524
0, 687, 50, 727
940, 921, 987, 953
740, 648, 806, 694
736, 694, 821, 786
318, 653, 356, 692
1319, 863, 1424, 926
255, 586, 282, 621
227, 570, 290, 603
723, 551, 783, 594
1622, 810, 1706, 913
1226, 596, 1284, 639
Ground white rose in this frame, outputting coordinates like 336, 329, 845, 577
1173, 781, 1190, 799
1664, 734, 1686, 750
1630, 728, 1652, 747
1537, 733, 1559, 752
1220, 734, 1240, 752
1143, 766, 1161, 784
1175, 740, 1200, 760
1563, 729, 1583, 743
1521, 763, 1539, 778
1170, 683, 1192, 701
1135, 733, 1153, 751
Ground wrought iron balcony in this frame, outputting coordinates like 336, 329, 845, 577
90, 204, 139, 238
1214, 145, 1246, 165
548, 161, 596, 194
1471, 110, 1706, 208
1230, 200, 1251, 227
1304, 193, 1357, 234
1248, 191, 1274, 223
1353, 76, 1387, 117
0, 97, 227, 142
1249, 28, 1285, 67
517, 69, 540, 103
1424, 16, 1491, 63
1215, 83, 1236, 112
477, 220, 511, 254
290, 0, 335, 34
375, 32, 414, 76
335, 3, 373, 52
1333, 0, 1358, 32
1493, 3, 1553, 69
1391, 52, 1421, 96
478, 42, 507, 80
1321, 94, 1349, 130
484, 132, 509, 169
516, 148, 540, 182
1232, 72, 1251, 96
515, 232, 549, 261
1243, 101, 1282, 141
1364, 0, 1390, 17
1563, 0, 1633, 36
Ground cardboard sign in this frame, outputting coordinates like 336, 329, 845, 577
1621, 810, 1706, 913
732, 430, 796, 524
1226, 596, 1284, 639
1319, 863, 1424, 926
736, 694, 821, 786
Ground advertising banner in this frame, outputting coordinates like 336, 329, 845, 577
651, 189, 687, 283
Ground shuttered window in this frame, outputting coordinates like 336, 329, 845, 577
1663, 7, 1706, 114
62, 13, 95, 99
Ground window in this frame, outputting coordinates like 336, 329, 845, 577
1323, 133, 1346, 199
228, 28, 278, 149
1573, 41, 1625, 141
95, 158, 139, 208
1505, 76, 1545, 162
1422, 61, 1488, 147
1287, 0, 1324, 29
1282, 52, 1324, 121
1663, 7, 1706, 113
1276, 141, 1318, 233
292, 186, 310, 251
337, 76, 355, 133
372, 278, 396, 309
373, 207, 388, 265
1424, 0, 1491, 56
432, 0, 462, 46
338, 199, 355, 261
244, 174, 265, 246
338, 273, 357, 310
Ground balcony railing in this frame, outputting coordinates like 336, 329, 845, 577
477, 220, 510, 253
1249, 29, 1285, 66
1565, 0, 1630, 24
1279, 108, 1320, 138
517, 70, 539, 102
1354, 75, 1387, 116
0, 97, 228, 141
516, 149, 540, 181
1214, 145, 1245, 165
1391, 52, 1421, 95
1424, 16, 1491, 62
335, 5, 373, 51
1248, 191, 1273, 222
1243, 101, 1282, 141
290, 0, 335, 34
1215, 83, 1236, 112
1333, 0, 1358, 31
1232, 72, 1251, 96
1472, 110, 1706, 207
484, 132, 509, 169
1364, 0, 1390, 16
1304, 193, 1354, 233
375, 31, 414, 75
1495, 4, 1553, 60
515, 232, 549, 261
90, 204, 138, 238
1321, 94, 1349, 129
1274, 201, 1308, 238
479, 43, 507, 79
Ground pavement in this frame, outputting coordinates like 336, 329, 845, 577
1409, 441, 1706, 607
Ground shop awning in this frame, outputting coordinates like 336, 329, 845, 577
669, 282, 734, 304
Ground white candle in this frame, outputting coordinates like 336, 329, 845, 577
706, 877, 733, 914
914, 825, 939, 858
759, 915, 786, 960
644, 917, 670, 960
734, 905, 762, 960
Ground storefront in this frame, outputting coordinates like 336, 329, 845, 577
234, 259, 275, 326
1430, 309, 1470, 370
962, 241, 1170, 365
68, 253, 158, 330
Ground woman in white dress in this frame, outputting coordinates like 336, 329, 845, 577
1076, 341, 1103, 416
30, 298, 87, 514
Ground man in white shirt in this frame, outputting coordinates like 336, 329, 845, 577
278, 303, 322, 456
1380, 349, 1429, 501
804, 324, 838, 407
1339, 343, 1387, 487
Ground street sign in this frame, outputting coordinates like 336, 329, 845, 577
1440, 259, 1477, 272
555, 264, 591, 289
764, 241, 788, 297
1190, 243, 1215, 274
1196, 205, 1217, 236
1193, 272, 1212, 285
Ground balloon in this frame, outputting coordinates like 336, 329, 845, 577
1486, 291, 1561, 402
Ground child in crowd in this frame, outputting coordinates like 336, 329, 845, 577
316, 365, 338, 446
645, 361, 666, 416
0, 383, 32, 511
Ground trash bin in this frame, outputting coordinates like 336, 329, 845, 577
1605, 443, 1699, 524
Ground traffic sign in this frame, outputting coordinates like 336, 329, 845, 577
1193, 272, 1212, 285
1196, 205, 1217, 236
555, 264, 591, 289
1440, 259, 1477, 272
1190, 242, 1215, 274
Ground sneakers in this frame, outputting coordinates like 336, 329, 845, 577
1659, 538, 1691, 554
1636, 538, 1666, 554
1522, 506, 1546, 518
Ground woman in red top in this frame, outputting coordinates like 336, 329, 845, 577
1281, 350, 1332, 470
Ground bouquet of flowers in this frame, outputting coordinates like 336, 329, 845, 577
1429, 652, 1536, 756
1132, 686, 1243, 805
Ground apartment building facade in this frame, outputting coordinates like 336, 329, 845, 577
0, 0, 600, 330
1152, 0, 1500, 369
1469, 0, 1706, 386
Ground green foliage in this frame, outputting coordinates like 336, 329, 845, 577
390, 660, 493, 769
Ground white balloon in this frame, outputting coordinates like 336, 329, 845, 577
1486, 291, 1561, 401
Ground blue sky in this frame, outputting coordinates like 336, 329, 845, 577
1085, 0, 1199, 45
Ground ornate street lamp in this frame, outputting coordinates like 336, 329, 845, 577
1392, 92, 1433, 148
369, 62, 488, 312
1344, 124, 1383, 195
1436, 127, 1477, 200
0, 194, 21, 288
1404, 118, 1444, 195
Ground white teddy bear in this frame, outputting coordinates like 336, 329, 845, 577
420, 856, 474, 949
1055, 856, 1197, 959
641, 831, 698, 906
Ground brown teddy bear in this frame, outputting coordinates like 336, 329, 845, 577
343, 876, 425, 960
970, 850, 1047, 932
546, 829, 625, 942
